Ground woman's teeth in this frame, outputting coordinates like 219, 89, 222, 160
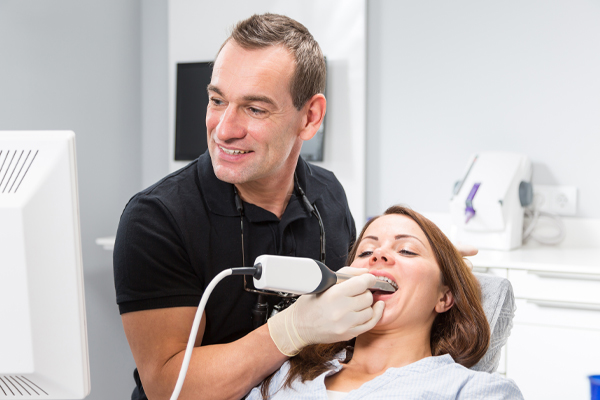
220, 146, 249, 155
376, 276, 398, 290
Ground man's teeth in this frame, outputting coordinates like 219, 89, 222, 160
220, 146, 249, 155
376, 276, 399, 290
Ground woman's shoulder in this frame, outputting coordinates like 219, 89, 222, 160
448, 362, 524, 399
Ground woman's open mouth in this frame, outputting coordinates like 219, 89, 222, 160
370, 275, 398, 297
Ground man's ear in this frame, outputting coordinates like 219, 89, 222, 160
435, 286, 454, 313
298, 93, 326, 141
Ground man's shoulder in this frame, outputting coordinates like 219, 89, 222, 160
302, 160, 346, 198
140, 160, 200, 198
303, 161, 339, 184
119, 159, 205, 223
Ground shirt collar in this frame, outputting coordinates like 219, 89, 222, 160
198, 152, 328, 220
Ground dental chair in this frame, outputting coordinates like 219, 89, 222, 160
471, 272, 516, 373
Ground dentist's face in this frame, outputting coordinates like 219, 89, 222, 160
350, 214, 450, 331
206, 41, 304, 185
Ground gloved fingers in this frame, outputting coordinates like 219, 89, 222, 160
462, 257, 474, 270
347, 301, 385, 337
336, 266, 370, 276
455, 242, 478, 257
330, 273, 376, 297
346, 289, 374, 312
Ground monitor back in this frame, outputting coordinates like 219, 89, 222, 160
0, 131, 90, 399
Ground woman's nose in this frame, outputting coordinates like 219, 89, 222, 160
369, 248, 394, 266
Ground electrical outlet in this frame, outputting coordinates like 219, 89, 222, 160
532, 185, 578, 216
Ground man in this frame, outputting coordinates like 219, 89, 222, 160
114, 14, 383, 400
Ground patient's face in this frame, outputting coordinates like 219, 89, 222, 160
350, 214, 448, 331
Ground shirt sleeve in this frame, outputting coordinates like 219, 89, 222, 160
113, 193, 203, 314
458, 372, 524, 399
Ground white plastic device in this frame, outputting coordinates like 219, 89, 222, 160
252, 255, 337, 295
450, 152, 532, 250
0, 131, 90, 399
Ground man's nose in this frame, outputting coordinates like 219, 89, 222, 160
216, 105, 245, 141
369, 248, 394, 266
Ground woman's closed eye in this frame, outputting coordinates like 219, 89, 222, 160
399, 249, 418, 256
357, 250, 373, 258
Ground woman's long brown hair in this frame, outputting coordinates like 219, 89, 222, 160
260, 206, 490, 399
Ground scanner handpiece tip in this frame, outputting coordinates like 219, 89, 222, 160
370, 280, 397, 293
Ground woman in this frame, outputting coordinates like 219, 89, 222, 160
247, 205, 523, 399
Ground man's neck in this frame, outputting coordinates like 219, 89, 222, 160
234, 172, 296, 219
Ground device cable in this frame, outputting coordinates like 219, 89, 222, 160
169, 267, 258, 400
522, 194, 566, 245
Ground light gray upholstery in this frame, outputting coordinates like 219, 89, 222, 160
471, 272, 516, 373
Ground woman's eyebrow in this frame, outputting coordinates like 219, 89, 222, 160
362, 235, 378, 242
395, 234, 426, 246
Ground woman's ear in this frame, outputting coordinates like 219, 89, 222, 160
435, 286, 454, 313
298, 93, 326, 141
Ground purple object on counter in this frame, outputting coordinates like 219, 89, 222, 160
465, 182, 481, 224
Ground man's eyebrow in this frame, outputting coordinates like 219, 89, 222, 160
242, 95, 276, 107
207, 84, 222, 96
207, 84, 277, 107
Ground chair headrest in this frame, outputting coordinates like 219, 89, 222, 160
470, 272, 516, 373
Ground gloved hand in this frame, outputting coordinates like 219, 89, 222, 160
267, 268, 385, 356
455, 242, 478, 270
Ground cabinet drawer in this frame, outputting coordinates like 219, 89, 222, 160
509, 269, 600, 305
513, 298, 600, 330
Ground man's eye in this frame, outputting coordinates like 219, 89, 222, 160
399, 249, 417, 256
248, 107, 266, 116
209, 97, 223, 106
357, 251, 373, 258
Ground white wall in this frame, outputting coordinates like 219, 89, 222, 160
142, 0, 170, 188
367, 0, 600, 218
168, 0, 368, 225
0, 1, 140, 399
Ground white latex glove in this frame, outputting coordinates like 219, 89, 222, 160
267, 269, 385, 356
455, 242, 478, 270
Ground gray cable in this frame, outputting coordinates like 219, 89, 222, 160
522, 194, 566, 245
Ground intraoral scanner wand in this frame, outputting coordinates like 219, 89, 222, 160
252, 255, 397, 295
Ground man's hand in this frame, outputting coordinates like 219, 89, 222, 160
267, 268, 385, 356
455, 242, 479, 270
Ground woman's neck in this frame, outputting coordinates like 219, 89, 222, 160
349, 325, 433, 375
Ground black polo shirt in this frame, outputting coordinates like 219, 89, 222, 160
113, 151, 356, 398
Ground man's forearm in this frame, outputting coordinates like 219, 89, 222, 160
144, 324, 288, 400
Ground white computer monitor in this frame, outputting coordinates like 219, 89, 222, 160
0, 131, 90, 399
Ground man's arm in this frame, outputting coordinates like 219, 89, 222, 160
122, 307, 288, 400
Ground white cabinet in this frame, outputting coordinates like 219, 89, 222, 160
507, 301, 600, 399
469, 235, 600, 399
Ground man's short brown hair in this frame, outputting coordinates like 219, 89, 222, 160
221, 13, 326, 110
